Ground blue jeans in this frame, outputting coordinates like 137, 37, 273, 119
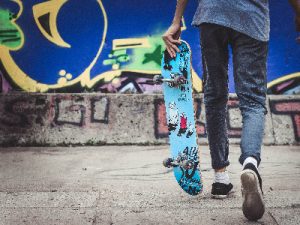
200, 23, 268, 169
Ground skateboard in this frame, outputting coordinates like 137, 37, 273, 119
157, 40, 203, 195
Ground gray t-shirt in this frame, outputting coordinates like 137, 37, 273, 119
192, 0, 270, 41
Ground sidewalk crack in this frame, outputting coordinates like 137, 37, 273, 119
268, 211, 279, 225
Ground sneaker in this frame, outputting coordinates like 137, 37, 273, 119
241, 163, 265, 221
211, 182, 233, 199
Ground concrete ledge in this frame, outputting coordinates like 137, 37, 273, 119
0, 93, 299, 146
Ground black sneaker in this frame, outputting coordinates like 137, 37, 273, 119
241, 163, 265, 221
211, 182, 233, 199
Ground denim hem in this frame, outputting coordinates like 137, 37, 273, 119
212, 161, 230, 170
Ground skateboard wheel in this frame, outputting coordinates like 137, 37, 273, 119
163, 158, 173, 168
174, 76, 186, 85
153, 75, 163, 84
182, 160, 193, 170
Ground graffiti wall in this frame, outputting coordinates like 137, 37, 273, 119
0, 93, 299, 146
0, 0, 299, 94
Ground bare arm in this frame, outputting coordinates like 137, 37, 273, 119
172, 0, 189, 24
162, 0, 189, 58
289, 0, 300, 42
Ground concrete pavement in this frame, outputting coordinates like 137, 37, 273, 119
0, 145, 299, 225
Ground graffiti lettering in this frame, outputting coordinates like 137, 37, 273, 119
0, 97, 48, 128
91, 97, 109, 124
0, 95, 299, 145
227, 97, 242, 138
53, 97, 86, 126
270, 100, 300, 142
0, 96, 109, 130
51, 96, 110, 127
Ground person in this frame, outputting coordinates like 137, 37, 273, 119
289, 0, 300, 43
162, 0, 270, 221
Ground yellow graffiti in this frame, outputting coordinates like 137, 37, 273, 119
181, 17, 187, 31
267, 72, 300, 89
12, 0, 23, 19
0, 0, 108, 92
80, 0, 108, 89
32, 0, 70, 48
0, 1, 203, 93
0, 0, 46, 91
0, 48, 49, 91
191, 68, 202, 92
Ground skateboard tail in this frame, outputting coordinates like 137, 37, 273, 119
174, 166, 203, 195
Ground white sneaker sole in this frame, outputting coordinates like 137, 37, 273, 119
241, 169, 265, 221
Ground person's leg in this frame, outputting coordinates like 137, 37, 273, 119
200, 23, 233, 198
230, 30, 268, 221
200, 23, 230, 170
230, 31, 268, 167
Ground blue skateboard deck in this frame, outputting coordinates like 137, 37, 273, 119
161, 40, 203, 195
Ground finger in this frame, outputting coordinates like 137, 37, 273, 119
166, 46, 173, 58
166, 46, 174, 58
163, 33, 180, 45
162, 35, 171, 46
166, 46, 176, 58
166, 39, 180, 53
164, 40, 175, 53
173, 44, 180, 53
162, 35, 169, 46
167, 39, 180, 52
165, 41, 173, 57
168, 44, 177, 57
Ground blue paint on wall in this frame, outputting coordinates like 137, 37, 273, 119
0, 0, 299, 92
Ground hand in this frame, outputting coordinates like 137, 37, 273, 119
162, 23, 181, 58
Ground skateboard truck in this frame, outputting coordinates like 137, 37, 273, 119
140, 74, 186, 86
163, 157, 194, 170
153, 74, 186, 86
